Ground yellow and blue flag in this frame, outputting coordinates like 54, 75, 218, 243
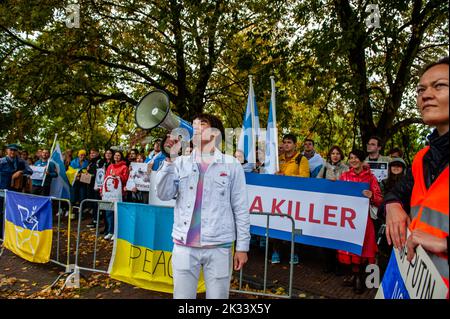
66, 166, 79, 186
108, 202, 205, 294
3, 191, 53, 263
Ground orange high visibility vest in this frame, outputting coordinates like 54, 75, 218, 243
410, 146, 449, 289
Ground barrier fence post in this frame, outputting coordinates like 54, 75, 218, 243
230, 211, 300, 299
49, 197, 72, 269
74, 198, 113, 274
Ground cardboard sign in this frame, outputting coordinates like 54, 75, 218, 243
30, 166, 46, 181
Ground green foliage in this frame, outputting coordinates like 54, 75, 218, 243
0, 0, 448, 161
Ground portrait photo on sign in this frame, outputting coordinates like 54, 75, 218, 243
102, 175, 122, 202
126, 162, 151, 191
94, 167, 105, 190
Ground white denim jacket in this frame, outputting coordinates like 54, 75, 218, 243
156, 148, 250, 252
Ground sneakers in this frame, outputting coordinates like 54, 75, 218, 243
104, 233, 113, 240
110, 234, 115, 241
291, 254, 299, 265
271, 251, 280, 264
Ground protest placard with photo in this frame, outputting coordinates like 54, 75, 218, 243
94, 167, 105, 190
102, 176, 123, 202
126, 162, 151, 192
367, 161, 389, 182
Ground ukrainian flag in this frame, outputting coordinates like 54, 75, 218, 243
66, 166, 79, 186
3, 191, 53, 263
108, 202, 205, 294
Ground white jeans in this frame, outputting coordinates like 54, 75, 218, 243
172, 244, 233, 299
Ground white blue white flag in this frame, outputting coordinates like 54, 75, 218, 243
237, 75, 260, 166
49, 142, 71, 200
263, 77, 279, 174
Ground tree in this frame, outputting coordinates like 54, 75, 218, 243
292, 0, 448, 151
0, 0, 285, 150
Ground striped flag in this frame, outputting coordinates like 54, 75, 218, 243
262, 76, 279, 174
237, 75, 260, 166
49, 142, 71, 200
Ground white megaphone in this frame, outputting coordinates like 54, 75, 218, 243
135, 90, 193, 142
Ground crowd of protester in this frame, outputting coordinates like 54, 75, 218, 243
1, 56, 447, 299
234, 134, 407, 294
0, 131, 412, 295
0, 139, 167, 241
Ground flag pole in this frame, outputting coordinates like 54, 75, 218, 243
41, 133, 58, 187
249, 75, 256, 166
270, 76, 279, 172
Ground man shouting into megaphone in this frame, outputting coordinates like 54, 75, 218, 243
156, 113, 250, 299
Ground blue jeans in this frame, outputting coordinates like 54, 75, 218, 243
73, 181, 87, 206
105, 210, 114, 235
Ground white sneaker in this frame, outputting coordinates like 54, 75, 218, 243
104, 233, 113, 240
110, 234, 115, 241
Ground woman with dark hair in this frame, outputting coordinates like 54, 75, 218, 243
317, 145, 349, 274
338, 149, 383, 294
101, 150, 128, 240
380, 158, 407, 196
317, 145, 349, 180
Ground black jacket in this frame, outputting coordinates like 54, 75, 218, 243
383, 130, 449, 212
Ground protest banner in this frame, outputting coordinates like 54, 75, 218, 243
376, 244, 448, 299
246, 173, 369, 255
108, 202, 205, 294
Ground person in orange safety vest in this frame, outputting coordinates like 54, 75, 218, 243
384, 57, 449, 294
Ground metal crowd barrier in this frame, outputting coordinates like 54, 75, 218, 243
50, 197, 73, 269
74, 198, 115, 274
2, 191, 300, 297
0, 189, 73, 279
230, 212, 300, 299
